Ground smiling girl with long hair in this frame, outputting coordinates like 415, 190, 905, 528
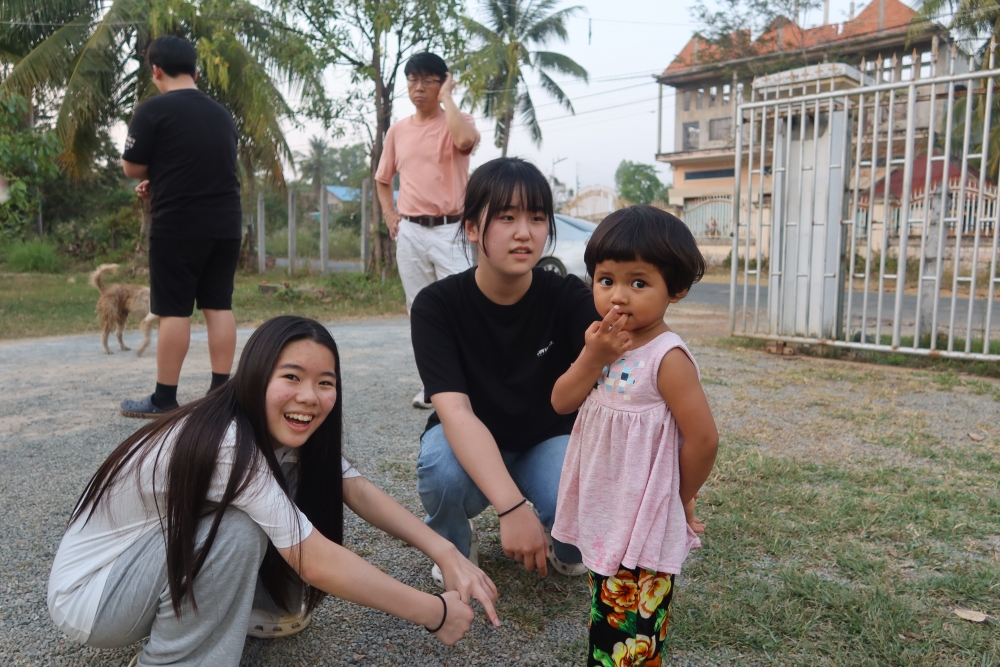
48, 315, 498, 666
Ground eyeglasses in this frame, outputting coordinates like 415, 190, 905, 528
406, 76, 442, 87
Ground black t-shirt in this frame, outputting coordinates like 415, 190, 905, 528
411, 267, 601, 452
123, 89, 241, 239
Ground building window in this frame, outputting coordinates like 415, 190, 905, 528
709, 117, 732, 141
723, 84, 731, 105
685, 168, 736, 180
683, 121, 700, 151
697, 88, 704, 109
920, 50, 932, 78
684, 90, 691, 111
709, 85, 717, 106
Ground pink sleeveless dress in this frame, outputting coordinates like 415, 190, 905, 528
552, 331, 702, 577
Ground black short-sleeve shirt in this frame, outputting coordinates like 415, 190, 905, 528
123, 89, 241, 239
411, 267, 601, 452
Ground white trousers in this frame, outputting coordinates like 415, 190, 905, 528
395, 219, 472, 313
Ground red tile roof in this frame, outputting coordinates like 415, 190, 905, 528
664, 0, 924, 76
864, 153, 991, 201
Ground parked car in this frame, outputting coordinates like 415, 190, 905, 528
537, 214, 598, 278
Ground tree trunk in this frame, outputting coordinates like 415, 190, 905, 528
369, 40, 396, 273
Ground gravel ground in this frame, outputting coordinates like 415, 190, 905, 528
1, 307, 996, 666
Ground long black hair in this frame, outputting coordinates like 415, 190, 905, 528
460, 157, 556, 258
71, 316, 344, 615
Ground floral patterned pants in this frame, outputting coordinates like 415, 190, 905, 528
587, 566, 675, 667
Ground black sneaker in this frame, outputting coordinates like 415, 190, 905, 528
120, 394, 178, 419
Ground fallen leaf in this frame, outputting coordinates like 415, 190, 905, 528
353, 653, 366, 661
968, 433, 984, 442
953, 608, 989, 623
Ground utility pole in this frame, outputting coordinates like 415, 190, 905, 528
551, 156, 567, 184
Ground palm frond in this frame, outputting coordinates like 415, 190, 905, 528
524, 7, 582, 44
56, 0, 141, 175
517, 86, 542, 146
533, 50, 587, 81
0, 15, 94, 96
537, 70, 572, 112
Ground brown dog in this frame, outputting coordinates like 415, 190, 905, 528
90, 263, 159, 355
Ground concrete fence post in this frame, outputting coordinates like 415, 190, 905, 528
361, 178, 370, 272
288, 188, 296, 276
320, 183, 329, 276
257, 191, 265, 274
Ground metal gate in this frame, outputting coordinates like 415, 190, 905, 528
684, 196, 732, 239
729, 46, 1000, 361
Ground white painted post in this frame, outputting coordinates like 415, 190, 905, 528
361, 179, 370, 272
320, 183, 329, 276
257, 192, 265, 274
287, 189, 296, 275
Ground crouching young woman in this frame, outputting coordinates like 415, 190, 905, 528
48, 315, 499, 667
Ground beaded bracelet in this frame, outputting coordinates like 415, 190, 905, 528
425, 593, 447, 633
497, 497, 528, 518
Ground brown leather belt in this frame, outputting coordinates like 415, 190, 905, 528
405, 214, 462, 227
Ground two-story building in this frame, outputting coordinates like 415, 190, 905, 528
655, 0, 955, 263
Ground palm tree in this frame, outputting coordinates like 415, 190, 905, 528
460, 0, 588, 156
296, 136, 329, 206
0, 0, 324, 183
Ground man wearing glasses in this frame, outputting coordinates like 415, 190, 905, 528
376, 52, 480, 409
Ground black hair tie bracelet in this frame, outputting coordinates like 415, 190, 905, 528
497, 498, 527, 518
425, 593, 447, 633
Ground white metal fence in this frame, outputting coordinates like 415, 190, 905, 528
730, 44, 1000, 361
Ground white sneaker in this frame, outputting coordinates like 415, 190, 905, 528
412, 390, 433, 409
527, 502, 587, 577
247, 604, 312, 639
431, 520, 478, 588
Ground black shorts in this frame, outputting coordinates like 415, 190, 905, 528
149, 237, 241, 317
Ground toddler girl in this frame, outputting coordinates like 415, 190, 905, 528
551, 206, 719, 667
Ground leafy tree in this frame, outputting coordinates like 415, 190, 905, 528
0, 94, 61, 242
1, 0, 325, 183
614, 160, 665, 206
277, 0, 465, 270
917, 0, 1000, 179
460, 0, 588, 156
325, 143, 370, 189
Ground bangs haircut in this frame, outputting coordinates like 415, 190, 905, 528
404, 52, 448, 80
585, 205, 706, 297
461, 157, 555, 257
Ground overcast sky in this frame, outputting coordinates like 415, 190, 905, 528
282, 0, 875, 190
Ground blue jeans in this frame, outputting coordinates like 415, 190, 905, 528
416, 424, 583, 564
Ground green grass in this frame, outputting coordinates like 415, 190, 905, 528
1, 239, 63, 272
667, 436, 999, 666
0, 267, 405, 340
399, 424, 999, 665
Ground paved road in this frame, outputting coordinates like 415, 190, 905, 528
688, 281, 1000, 333
272, 258, 362, 272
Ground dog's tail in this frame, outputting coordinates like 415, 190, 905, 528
89, 263, 120, 293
